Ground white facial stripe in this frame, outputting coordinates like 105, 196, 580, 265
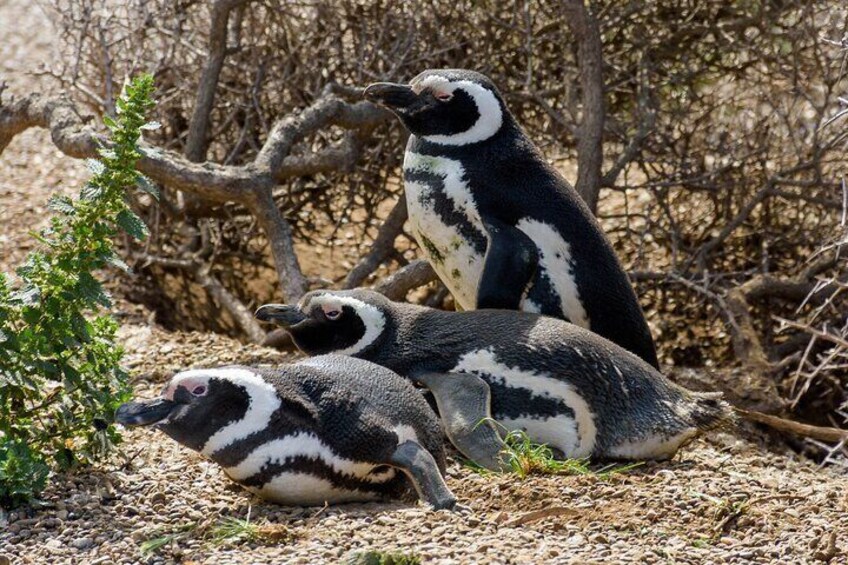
170, 368, 282, 457
246, 472, 382, 506
308, 295, 386, 355
225, 431, 391, 481
416, 75, 452, 94
403, 152, 486, 309
418, 78, 504, 146
453, 348, 597, 457
516, 219, 590, 328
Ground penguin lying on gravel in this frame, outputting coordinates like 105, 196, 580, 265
255, 290, 732, 471
364, 69, 659, 369
116, 355, 457, 509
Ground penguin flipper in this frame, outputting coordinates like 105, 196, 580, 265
415, 371, 507, 472
477, 220, 538, 310
390, 440, 457, 510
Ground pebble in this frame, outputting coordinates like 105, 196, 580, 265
71, 537, 94, 550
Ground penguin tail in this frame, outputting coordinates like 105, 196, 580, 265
689, 391, 736, 432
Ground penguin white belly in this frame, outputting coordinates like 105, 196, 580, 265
608, 428, 699, 460
223, 432, 398, 506
403, 151, 590, 324
452, 348, 598, 458
497, 414, 584, 457
248, 472, 382, 505
404, 152, 485, 309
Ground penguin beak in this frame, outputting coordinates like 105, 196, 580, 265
254, 304, 308, 327
116, 398, 178, 427
363, 82, 419, 110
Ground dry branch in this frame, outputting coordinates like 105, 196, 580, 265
561, 0, 605, 214
139, 254, 267, 343
736, 408, 848, 444
373, 259, 437, 301
185, 0, 253, 163
0, 85, 392, 302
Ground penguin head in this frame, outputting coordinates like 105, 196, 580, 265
364, 69, 509, 146
255, 289, 392, 357
116, 368, 273, 453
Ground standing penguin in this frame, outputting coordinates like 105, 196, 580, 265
116, 355, 456, 509
363, 69, 659, 369
256, 290, 731, 470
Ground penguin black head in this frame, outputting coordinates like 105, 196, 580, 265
255, 289, 392, 356
364, 69, 509, 146
116, 368, 272, 453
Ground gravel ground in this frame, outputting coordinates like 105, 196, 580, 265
1, 325, 847, 565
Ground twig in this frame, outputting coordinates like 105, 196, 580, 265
561, 0, 605, 214
372, 259, 437, 300
504, 506, 578, 527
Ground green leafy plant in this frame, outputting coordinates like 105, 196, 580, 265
0, 75, 156, 507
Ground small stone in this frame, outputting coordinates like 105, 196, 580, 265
71, 537, 94, 550
44, 539, 63, 553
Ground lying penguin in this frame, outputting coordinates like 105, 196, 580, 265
364, 69, 659, 369
255, 290, 732, 471
116, 355, 457, 509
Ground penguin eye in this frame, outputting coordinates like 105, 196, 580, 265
320, 302, 343, 320
433, 91, 453, 102
191, 385, 207, 397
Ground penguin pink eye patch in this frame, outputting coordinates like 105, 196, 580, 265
163, 378, 208, 400
321, 303, 342, 320
433, 91, 453, 102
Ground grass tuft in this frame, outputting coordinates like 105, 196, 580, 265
499, 429, 592, 478
138, 507, 294, 556
466, 426, 644, 479
210, 507, 294, 546
345, 550, 423, 565
139, 522, 197, 556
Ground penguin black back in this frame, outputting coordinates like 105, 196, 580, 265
364, 69, 659, 368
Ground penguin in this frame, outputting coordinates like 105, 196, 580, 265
363, 69, 660, 369
255, 290, 731, 471
116, 355, 457, 509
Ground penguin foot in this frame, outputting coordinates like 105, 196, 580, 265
413, 371, 509, 472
